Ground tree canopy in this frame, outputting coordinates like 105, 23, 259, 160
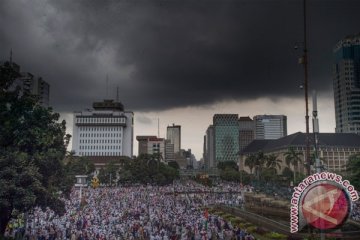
347, 153, 360, 189
217, 161, 238, 171
117, 154, 179, 185
0, 61, 71, 234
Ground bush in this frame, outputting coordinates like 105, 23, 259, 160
213, 211, 224, 216
265, 232, 287, 240
230, 217, 242, 225
244, 222, 253, 228
246, 225, 257, 233
255, 227, 269, 235
208, 208, 216, 214
223, 213, 233, 219
238, 223, 246, 229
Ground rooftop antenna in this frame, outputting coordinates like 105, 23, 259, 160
312, 90, 321, 173
116, 86, 119, 102
158, 118, 160, 138
106, 74, 109, 99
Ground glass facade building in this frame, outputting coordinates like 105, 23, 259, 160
254, 115, 287, 139
238, 116, 255, 151
333, 34, 360, 134
213, 114, 239, 164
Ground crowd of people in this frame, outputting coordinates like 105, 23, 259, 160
350, 198, 360, 221
5, 180, 254, 240
5, 180, 360, 240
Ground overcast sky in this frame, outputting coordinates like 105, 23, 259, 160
1, 0, 359, 159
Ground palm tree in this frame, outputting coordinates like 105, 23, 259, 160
266, 154, 282, 174
284, 147, 303, 184
244, 154, 256, 175
254, 151, 266, 181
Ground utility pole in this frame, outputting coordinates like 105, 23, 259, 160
312, 91, 321, 173
158, 118, 160, 138
303, 0, 311, 176
312, 90, 325, 240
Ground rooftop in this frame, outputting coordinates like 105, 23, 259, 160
240, 132, 360, 154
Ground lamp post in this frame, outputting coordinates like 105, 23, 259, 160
75, 175, 88, 201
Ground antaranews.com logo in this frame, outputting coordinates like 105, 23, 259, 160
290, 172, 359, 233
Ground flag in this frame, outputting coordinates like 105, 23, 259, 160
204, 208, 209, 219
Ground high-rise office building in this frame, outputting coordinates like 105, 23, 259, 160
238, 116, 255, 151
166, 124, 181, 154
333, 34, 360, 134
213, 114, 239, 164
6, 62, 50, 107
254, 115, 287, 139
204, 125, 215, 169
72, 99, 134, 158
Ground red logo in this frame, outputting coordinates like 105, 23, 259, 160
301, 183, 350, 230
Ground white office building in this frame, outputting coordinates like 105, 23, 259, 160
72, 100, 134, 158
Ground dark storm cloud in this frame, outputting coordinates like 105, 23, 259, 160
1, 0, 359, 111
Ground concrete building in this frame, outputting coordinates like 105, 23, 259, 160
165, 139, 175, 162
254, 115, 287, 140
204, 125, 215, 169
238, 116, 255, 152
183, 149, 196, 169
136, 135, 165, 161
239, 132, 360, 174
6, 62, 50, 107
333, 34, 360, 134
213, 114, 239, 165
173, 149, 193, 169
166, 124, 181, 154
72, 100, 134, 162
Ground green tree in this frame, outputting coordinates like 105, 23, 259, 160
244, 154, 256, 175
0, 61, 71, 234
254, 151, 266, 181
98, 161, 119, 186
284, 147, 303, 184
262, 168, 280, 182
266, 154, 282, 174
347, 154, 360, 189
117, 154, 179, 185
168, 161, 180, 169
62, 154, 95, 194
158, 163, 179, 185
217, 161, 238, 171
220, 168, 240, 182
281, 166, 293, 184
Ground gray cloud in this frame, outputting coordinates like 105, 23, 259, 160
136, 115, 154, 125
1, 0, 359, 112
